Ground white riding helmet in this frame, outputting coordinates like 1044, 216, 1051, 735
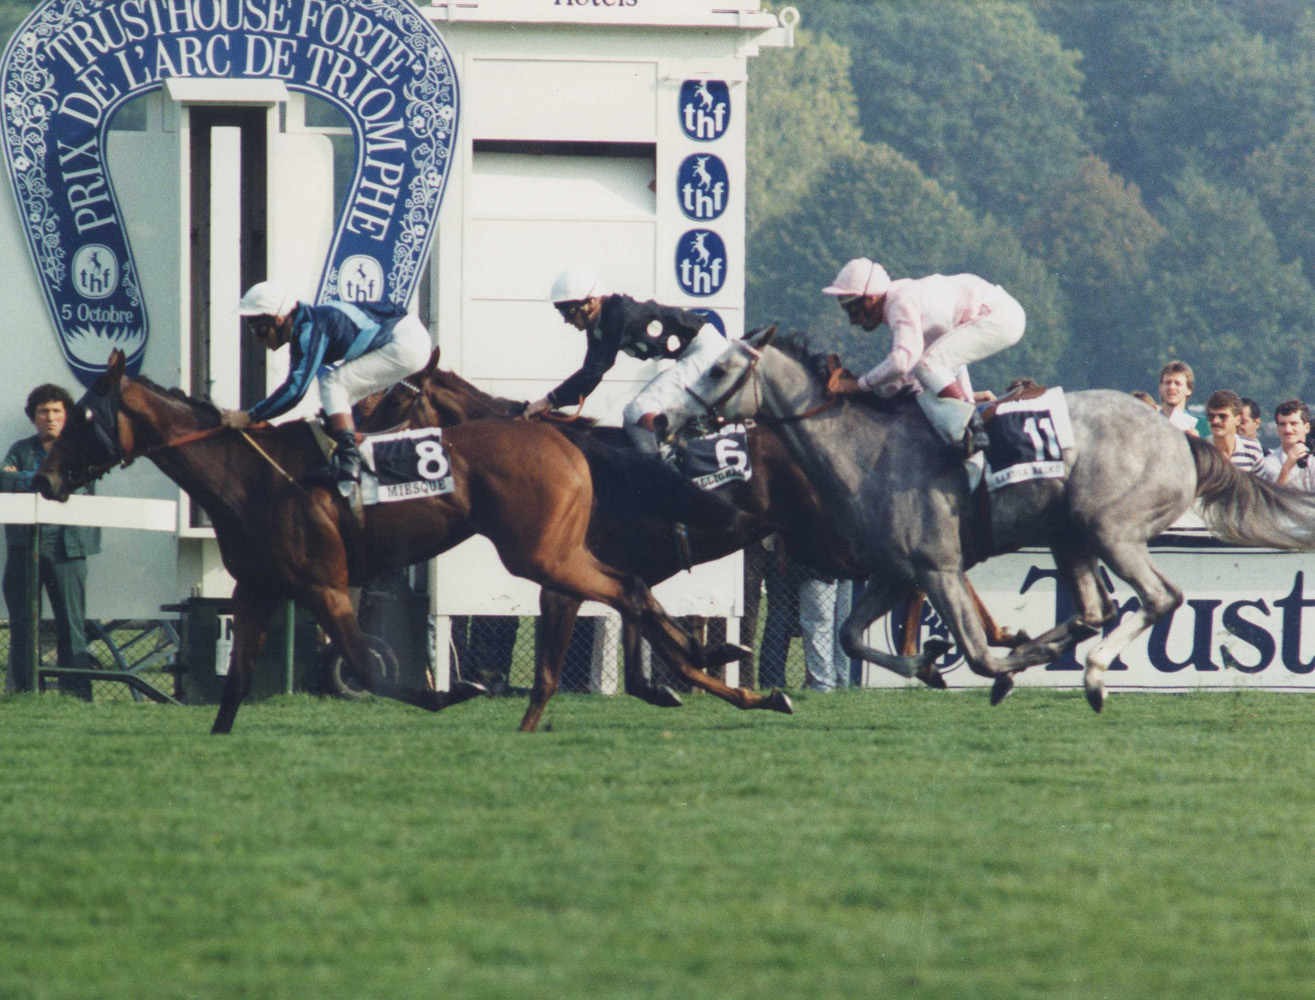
549, 268, 605, 304
238, 280, 296, 318
821, 258, 891, 299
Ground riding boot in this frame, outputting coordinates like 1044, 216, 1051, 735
915, 389, 980, 457
330, 427, 364, 521
330, 427, 362, 484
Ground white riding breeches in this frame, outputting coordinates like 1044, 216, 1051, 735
913, 293, 1026, 395
623, 324, 729, 453
318, 314, 432, 417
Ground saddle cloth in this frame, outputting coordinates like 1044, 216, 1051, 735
680, 422, 752, 491
981, 386, 1074, 492
359, 427, 455, 506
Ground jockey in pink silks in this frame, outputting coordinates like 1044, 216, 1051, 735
821, 258, 1026, 457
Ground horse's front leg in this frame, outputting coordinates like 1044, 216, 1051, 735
840, 575, 951, 688
211, 585, 276, 734
621, 617, 683, 709
522, 589, 579, 733
305, 584, 486, 712
915, 565, 1015, 689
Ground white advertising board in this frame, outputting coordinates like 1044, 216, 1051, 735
863, 534, 1315, 692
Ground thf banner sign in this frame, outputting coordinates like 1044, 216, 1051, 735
0, 0, 459, 387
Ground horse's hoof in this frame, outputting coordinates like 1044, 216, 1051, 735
990, 674, 1015, 706
645, 685, 684, 709
1084, 681, 1105, 713
921, 638, 952, 663
919, 668, 947, 690
451, 680, 488, 704
703, 642, 752, 667
765, 689, 794, 715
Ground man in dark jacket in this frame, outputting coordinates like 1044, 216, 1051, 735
2, 384, 100, 696
524, 268, 731, 455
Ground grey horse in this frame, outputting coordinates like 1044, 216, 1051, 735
659, 328, 1315, 711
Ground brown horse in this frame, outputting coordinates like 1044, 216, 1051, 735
35, 350, 791, 733
360, 352, 1028, 731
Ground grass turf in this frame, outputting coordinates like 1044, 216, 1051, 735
1, 688, 1312, 999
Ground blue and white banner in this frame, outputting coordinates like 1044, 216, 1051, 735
1, 0, 459, 387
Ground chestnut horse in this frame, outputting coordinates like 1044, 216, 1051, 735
360, 353, 1020, 731
35, 351, 791, 733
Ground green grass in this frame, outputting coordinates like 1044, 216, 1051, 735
1, 688, 1313, 999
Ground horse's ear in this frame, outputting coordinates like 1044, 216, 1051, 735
746, 324, 777, 349
423, 346, 441, 378
106, 349, 126, 380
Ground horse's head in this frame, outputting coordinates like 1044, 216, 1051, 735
35, 349, 131, 501
660, 325, 776, 439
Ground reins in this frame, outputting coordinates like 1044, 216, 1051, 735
683, 345, 839, 428
134, 422, 301, 489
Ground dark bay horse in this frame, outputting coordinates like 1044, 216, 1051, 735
660, 329, 1315, 711
35, 350, 790, 732
361, 353, 992, 731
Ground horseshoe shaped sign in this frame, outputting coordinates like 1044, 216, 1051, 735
1, 0, 459, 387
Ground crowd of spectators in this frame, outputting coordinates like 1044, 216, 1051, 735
1149, 360, 1314, 491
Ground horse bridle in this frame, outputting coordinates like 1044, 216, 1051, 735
681, 343, 838, 427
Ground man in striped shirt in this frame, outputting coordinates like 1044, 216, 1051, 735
1206, 390, 1264, 472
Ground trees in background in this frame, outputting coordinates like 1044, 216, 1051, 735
748, 0, 1315, 407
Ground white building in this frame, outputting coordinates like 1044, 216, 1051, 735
0, 1, 798, 676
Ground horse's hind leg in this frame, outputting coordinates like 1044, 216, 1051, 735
1081, 539, 1183, 713
211, 585, 276, 734
840, 575, 952, 687
990, 541, 1116, 704
306, 585, 486, 712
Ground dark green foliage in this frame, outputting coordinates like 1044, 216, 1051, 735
749, 0, 1315, 404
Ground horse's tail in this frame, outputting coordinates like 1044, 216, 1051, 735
1189, 436, 1315, 549
559, 427, 741, 533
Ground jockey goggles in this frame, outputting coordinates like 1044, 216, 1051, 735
555, 299, 590, 323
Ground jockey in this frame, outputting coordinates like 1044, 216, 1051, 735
523, 269, 730, 455
219, 281, 431, 487
822, 258, 1026, 457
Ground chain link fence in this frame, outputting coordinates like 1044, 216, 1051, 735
448, 540, 863, 696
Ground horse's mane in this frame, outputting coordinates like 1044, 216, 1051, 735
769, 330, 916, 415
130, 375, 222, 419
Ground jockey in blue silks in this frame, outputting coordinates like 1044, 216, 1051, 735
219, 281, 431, 487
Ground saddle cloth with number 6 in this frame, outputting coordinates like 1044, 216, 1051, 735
982, 387, 1075, 493
359, 427, 456, 506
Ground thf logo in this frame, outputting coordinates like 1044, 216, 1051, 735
340, 255, 384, 302
676, 230, 727, 297
679, 80, 730, 141
677, 154, 729, 221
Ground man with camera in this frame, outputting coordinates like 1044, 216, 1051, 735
1256, 400, 1315, 491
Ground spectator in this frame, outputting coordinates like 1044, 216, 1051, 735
1158, 361, 1210, 437
798, 570, 853, 692
1240, 398, 1268, 455
1, 384, 100, 697
1131, 390, 1158, 410
759, 536, 853, 692
1256, 400, 1315, 491
1206, 390, 1264, 472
